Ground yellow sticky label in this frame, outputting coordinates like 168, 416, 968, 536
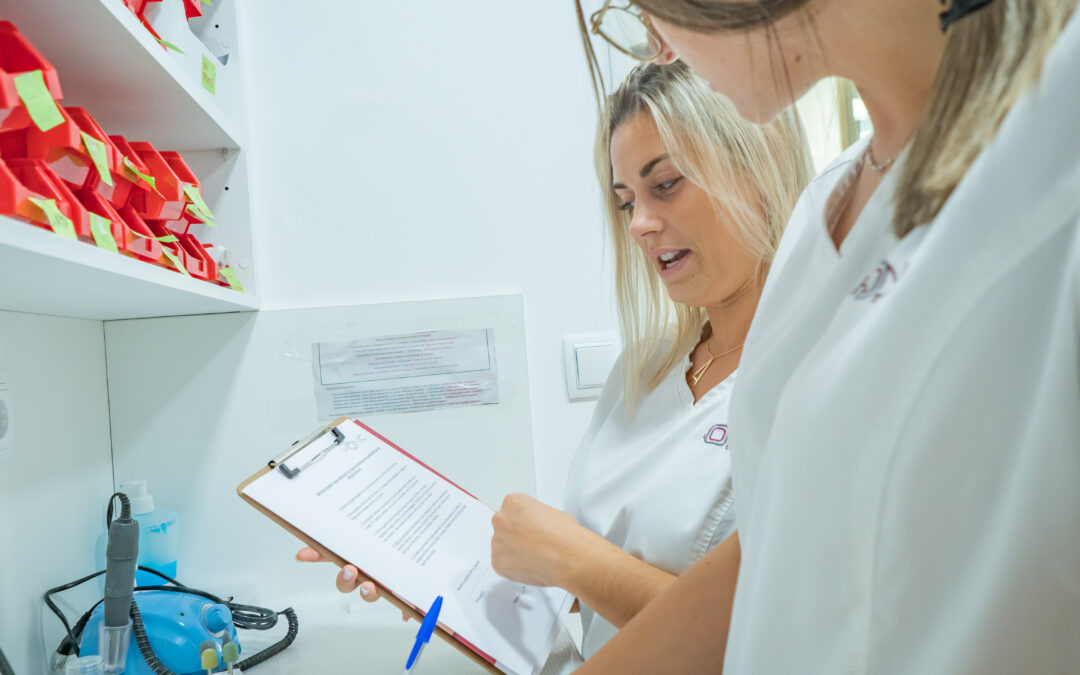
122, 156, 158, 193
14, 70, 63, 132
158, 39, 185, 55
182, 184, 215, 219
89, 213, 119, 254
185, 204, 217, 228
201, 55, 216, 95
81, 132, 114, 187
220, 267, 244, 293
131, 230, 178, 243
28, 197, 78, 240
162, 248, 191, 276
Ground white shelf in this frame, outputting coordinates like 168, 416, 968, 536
0, 216, 257, 320
0, 0, 244, 150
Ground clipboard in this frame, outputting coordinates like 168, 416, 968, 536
237, 417, 503, 673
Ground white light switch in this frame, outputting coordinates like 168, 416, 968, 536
563, 334, 619, 401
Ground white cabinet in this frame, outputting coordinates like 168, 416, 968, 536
0, 0, 258, 320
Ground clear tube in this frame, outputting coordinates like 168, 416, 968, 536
98, 621, 131, 674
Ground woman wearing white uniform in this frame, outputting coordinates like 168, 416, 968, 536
292, 61, 812, 667
570, 0, 1080, 673
487, 61, 812, 673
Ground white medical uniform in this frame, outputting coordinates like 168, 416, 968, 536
544, 351, 738, 673
724, 11, 1080, 675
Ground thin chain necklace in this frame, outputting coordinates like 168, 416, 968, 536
688, 338, 743, 389
866, 139, 898, 173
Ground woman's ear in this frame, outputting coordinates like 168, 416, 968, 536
652, 31, 679, 64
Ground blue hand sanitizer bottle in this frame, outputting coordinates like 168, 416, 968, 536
117, 480, 180, 587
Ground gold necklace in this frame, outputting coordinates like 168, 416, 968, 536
688, 339, 743, 389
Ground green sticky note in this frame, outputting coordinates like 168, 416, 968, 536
201, 55, 216, 95
220, 266, 243, 293
162, 247, 191, 276
89, 213, 119, 254
201, 0, 213, 5
185, 204, 217, 227
182, 184, 215, 218
81, 132, 114, 187
122, 156, 157, 193
14, 70, 63, 132
28, 197, 78, 240
158, 39, 185, 55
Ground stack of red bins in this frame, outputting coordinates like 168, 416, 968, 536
0, 20, 237, 290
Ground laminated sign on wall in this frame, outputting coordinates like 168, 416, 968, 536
313, 329, 499, 417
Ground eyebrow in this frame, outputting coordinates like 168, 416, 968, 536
612, 154, 670, 190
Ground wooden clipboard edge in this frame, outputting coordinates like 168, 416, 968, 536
235, 420, 502, 674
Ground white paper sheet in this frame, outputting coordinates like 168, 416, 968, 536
312, 330, 499, 418
243, 420, 571, 675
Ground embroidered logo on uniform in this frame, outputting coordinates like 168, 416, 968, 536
704, 424, 729, 448
851, 260, 898, 303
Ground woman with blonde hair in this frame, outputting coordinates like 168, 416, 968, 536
571, 0, 1080, 672
487, 59, 812, 672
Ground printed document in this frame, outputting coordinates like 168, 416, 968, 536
242, 420, 571, 674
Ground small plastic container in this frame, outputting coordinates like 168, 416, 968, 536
0, 21, 63, 116
117, 204, 166, 265
0, 157, 48, 221
0, 105, 95, 189
64, 654, 104, 675
127, 141, 185, 221
65, 108, 133, 208
3, 158, 91, 239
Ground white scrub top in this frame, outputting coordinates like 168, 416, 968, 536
560, 351, 738, 664
724, 11, 1080, 675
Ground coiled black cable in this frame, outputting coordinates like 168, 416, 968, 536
235, 607, 298, 671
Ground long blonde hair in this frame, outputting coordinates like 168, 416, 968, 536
620, 0, 1077, 235
598, 62, 813, 408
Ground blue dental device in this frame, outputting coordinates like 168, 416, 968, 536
80, 591, 240, 675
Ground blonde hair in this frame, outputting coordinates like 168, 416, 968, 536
619, 0, 1077, 235
598, 62, 813, 408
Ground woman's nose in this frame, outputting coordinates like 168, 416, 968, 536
628, 202, 663, 239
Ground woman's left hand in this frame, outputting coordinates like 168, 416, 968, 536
490, 493, 590, 588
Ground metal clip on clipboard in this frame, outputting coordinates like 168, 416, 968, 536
269, 422, 346, 479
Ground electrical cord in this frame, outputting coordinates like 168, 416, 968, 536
45, 565, 298, 670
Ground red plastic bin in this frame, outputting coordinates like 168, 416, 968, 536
64, 108, 135, 209
0, 105, 94, 189
0, 21, 63, 124
116, 204, 165, 265
108, 134, 153, 205
126, 141, 185, 221
143, 216, 195, 276
3, 158, 90, 239
0, 157, 48, 222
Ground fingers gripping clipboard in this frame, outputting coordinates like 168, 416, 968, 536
237, 418, 573, 675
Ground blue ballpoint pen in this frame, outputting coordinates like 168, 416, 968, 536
403, 595, 443, 674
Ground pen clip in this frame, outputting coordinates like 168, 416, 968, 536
270, 424, 346, 479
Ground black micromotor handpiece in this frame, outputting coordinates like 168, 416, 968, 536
103, 493, 139, 628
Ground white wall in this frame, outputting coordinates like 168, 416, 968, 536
239, 2, 618, 506
0, 311, 115, 673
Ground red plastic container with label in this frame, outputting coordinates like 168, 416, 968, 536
116, 203, 165, 264
0, 21, 63, 125
3, 158, 90, 239
144, 216, 194, 275
182, 0, 203, 20
107, 134, 153, 207
0, 105, 94, 189
76, 188, 135, 253
178, 233, 217, 281
0, 157, 48, 222
126, 141, 185, 221
64, 107, 135, 209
